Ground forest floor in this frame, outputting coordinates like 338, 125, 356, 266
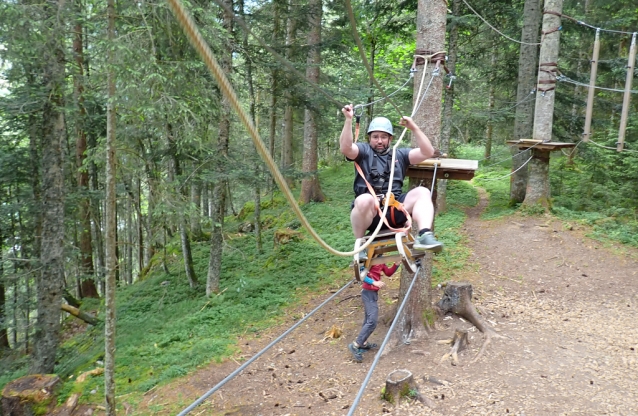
129, 189, 638, 416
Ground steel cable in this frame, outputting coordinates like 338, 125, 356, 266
347, 265, 422, 416
177, 279, 355, 415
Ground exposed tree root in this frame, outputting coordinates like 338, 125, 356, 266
438, 329, 469, 365
437, 282, 506, 363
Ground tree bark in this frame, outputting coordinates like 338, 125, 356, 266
300, 0, 325, 204
125, 196, 133, 284
281, 0, 297, 186
239, 0, 263, 253
73, 0, 99, 298
207, 0, 233, 296
525, 0, 563, 208
484, 40, 497, 160
167, 125, 198, 289
61, 304, 99, 326
510, 0, 542, 204
0, 230, 8, 350
524, 149, 551, 208
190, 182, 203, 240
1, 374, 60, 416
104, 0, 117, 412
31, 0, 67, 375
395, 0, 447, 344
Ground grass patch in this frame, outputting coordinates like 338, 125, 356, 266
432, 180, 477, 286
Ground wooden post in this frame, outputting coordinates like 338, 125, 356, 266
582, 29, 600, 142
525, 0, 562, 208
617, 32, 637, 152
532, 0, 563, 143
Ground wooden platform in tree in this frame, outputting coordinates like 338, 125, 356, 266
506, 139, 577, 151
407, 158, 479, 181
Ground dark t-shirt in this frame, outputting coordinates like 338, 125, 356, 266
349, 142, 411, 197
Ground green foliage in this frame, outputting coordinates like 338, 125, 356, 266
40, 165, 355, 406
431, 181, 477, 286
422, 309, 436, 328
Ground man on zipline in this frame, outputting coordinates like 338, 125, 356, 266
340, 104, 442, 253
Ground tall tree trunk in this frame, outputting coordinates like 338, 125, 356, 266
525, 0, 563, 208
88, 133, 105, 289
485, 41, 497, 159
510, 0, 542, 204
0, 227, 9, 350
125, 196, 133, 284
73, 0, 98, 298
239, 0, 264, 253
104, 0, 117, 412
397, 0, 447, 343
189, 182, 202, 240
281, 1, 297, 186
300, 0, 325, 204
207, 0, 233, 296
31, 0, 67, 375
167, 125, 198, 289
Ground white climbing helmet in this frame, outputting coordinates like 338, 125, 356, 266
367, 117, 393, 137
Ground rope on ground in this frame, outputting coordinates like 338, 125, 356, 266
167, 0, 379, 257
177, 279, 355, 416
461, 0, 541, 46
347, 265, 422, 416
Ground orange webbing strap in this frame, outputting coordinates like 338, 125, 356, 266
380, 193, 412, 233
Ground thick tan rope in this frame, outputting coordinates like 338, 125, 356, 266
167, 0, 369, 256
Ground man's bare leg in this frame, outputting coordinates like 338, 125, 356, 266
403, 186, 442, 251
351, 194, 378, 238
402, 187, 434, 230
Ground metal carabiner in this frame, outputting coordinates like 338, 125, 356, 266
353, 104, 364, 118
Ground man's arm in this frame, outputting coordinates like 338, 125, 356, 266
399, 116, 435, 165
340, 104, 359, 160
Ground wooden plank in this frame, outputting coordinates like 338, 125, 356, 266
506, 140, 577, 151
412, 158, 479, 171
407, 168, 476, 181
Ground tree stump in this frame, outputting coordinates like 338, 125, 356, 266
1, 374, 60, 416
437, 282, 506, 363
382, 369, 427, 407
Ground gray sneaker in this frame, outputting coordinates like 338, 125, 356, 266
413, 231, 443, 252
348, 343, 363, 362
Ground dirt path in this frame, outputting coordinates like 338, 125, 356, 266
137, 190, 638, 415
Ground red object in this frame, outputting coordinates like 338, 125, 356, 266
362, 263, 399, 291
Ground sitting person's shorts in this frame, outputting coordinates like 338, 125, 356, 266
351, 193, 408, 233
